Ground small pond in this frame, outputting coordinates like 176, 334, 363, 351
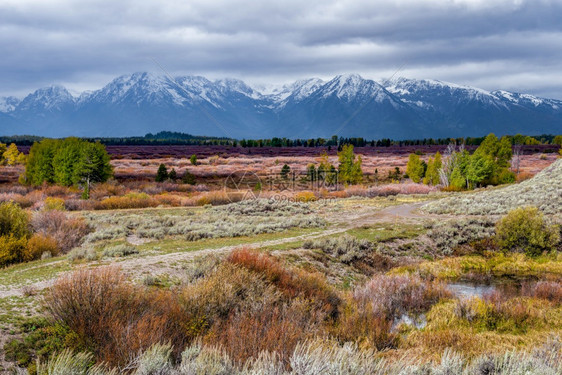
391, 279, 526, 332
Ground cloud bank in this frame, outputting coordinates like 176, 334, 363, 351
1, 0, 562, 98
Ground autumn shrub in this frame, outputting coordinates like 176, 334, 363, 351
64, 198, 95, 211
353, 274, 451, 320
196, 191, 233, 206
336, 300, 397, 350
31, 210, 91, 253
496, 206, 560, 256
206, 301, 320, 365
43, 196, 66, 211
0, 201, 30, 239
522, 281, 562, 304
179, 262, 278, 335
44, 267, 190, 367
25, 234, 59, 261
295, 191, 317, 202
96, 192, 159, 210
0, 201, 31, 266
227, 248, 342, 319
0, 235, 28, 266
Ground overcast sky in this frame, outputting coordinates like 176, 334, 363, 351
2, 0, 562, 98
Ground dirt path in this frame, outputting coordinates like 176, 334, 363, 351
0, 201, 436, 299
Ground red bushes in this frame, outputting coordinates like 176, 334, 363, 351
206, 303, 316, 365
523, 281, 562, 304
227, 248, 342, 319
44, 267, 190, 367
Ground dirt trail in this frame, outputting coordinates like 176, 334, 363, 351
0, 202, 435, 299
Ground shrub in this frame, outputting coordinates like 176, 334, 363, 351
67, 246, 98, 262
228, 248, 341, 320
427, 218, 496, 255
496, 206, 560, 256
353, 274, 451, 320
25, 234, 59, 261
303, 235, 373, 263
0, 201, 31, 239
96, 192, 158, 210
44, 267, 189, 367
43, 197, 66, 211
522, 281, 562, 304
295, 191, 317, 202
102, 244, 139, 257
31, 210, 91, 253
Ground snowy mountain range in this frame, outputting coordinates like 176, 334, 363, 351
1, 72, 561, 139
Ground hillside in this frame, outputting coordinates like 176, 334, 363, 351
1, 73, 561, 139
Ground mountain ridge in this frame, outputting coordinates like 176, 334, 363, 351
1, 73, 561, 139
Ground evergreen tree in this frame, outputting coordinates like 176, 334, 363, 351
182, 170, 196, 185
168, 168, 177, 181
280, 164, 291, 180
155, 164, 168, 182
190, 154, 198, 165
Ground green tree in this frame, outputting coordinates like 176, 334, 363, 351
0, 142, 6, 164
190, 154, 198, 166
77, 142, 113, 199
406, 153, 425, 183
423, 152, 442, 185
306, 164, 316, 182
338, 144, 362, 184
466, 152, 493, 188
280, 164, 291, 180
553, 135, 562, 146
168, 168, 177, 181
182, 170, 196, 185
155, 164, 168, 182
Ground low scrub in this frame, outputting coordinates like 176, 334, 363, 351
424, 158, 562, 215
427, 218, 496, 255
303, 234, 373, 263
496, 206, 560, 256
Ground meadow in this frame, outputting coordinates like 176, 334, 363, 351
0, 144, 560, 374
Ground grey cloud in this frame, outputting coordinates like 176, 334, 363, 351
1, 0, 562, 98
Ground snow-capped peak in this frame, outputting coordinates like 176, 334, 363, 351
0, 96, 20, 113
18, 85, 75, 111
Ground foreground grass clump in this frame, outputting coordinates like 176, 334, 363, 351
496, 206, 560, 256
423, 158, 562, 215
36, 337, 562, 375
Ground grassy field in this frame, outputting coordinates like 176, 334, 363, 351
0, 158, 561, 374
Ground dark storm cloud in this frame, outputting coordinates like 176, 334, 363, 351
1, 0, 562, 98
